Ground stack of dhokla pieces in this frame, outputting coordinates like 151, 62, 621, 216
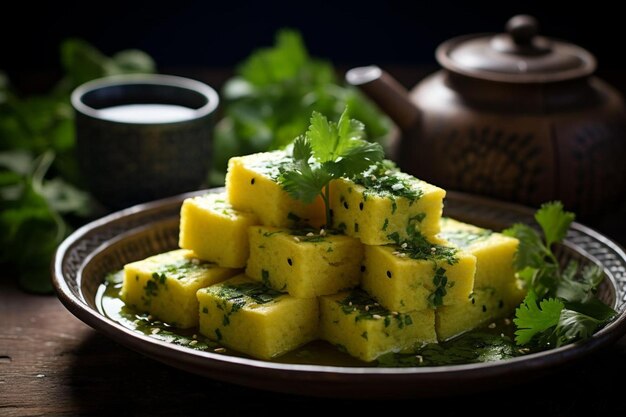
121, 150, 525, 361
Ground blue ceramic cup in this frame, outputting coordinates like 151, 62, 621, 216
71, 74, 219, 209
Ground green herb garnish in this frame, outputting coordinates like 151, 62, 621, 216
503, 202, 616, 348
0, 39, 155, 293
428, 266, 451, 308
211, 29, 391, 185
377, 332, 518, 367
352, 161, 423, 202
279, 107, 384, 227
388, 226, 459, 265
439, 227, 493, 249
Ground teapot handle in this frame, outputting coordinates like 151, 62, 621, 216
345, 66, 420, 132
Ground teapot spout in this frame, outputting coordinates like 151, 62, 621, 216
346, 66, 420, 132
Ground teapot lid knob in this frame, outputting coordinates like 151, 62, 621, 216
506, 15, 538, 46
491, 14, 551, 55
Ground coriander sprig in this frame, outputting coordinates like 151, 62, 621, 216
503, 202, 616, 348
279, 107, 384, 227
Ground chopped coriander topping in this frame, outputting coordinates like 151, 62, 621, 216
242, 150, 294, 181
428, 267, 450, 308
214, 281, 283, 306
352, 161, 424, 202
261, 270, 271, 286
440, 227, 493, 249
144, 280, 158, 298
388, 227, 458, 265
409, 213, 426, 224
152, 272, 166, 285
152, 258, 213, 281
336, 289, 414, 329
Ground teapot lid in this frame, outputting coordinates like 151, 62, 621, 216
436, 15, 596, 83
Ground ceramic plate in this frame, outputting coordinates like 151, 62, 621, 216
52, 189, 626, 398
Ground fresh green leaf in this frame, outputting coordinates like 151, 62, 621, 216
502, 223, 548, 271
514, 291, 564, 345
210, 28, 391, 185
278, 107, 383, 226
507, 202, 615, 349
280, 164, 333, 204
555, 309, 601, 347
291, 135, 312, 162
535, 201, 575, 247
61, 39, 156, 89
0, 39, 154, 292
238, 29, 308, 86
111, 50, 156, 74
308, 111, 338, 162
0, 150, 33, 176
331, 141, 384, 177
61, 38, 109, 87
556, 262, 604, 304
40, 178, 91, 216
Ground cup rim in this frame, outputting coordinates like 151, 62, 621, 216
71, 73, 219, 124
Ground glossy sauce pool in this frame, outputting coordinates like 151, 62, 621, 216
97, 273, 523, 367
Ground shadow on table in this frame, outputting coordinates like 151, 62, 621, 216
66, 332, 626, 415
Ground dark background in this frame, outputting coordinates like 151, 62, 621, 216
2, 0, 624, 91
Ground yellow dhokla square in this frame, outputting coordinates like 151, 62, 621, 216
436, 281, 526, 341
121, 249, 238, 328
179, 192, 259, 268
361, 239, 476, 313
329, 164, 445, 245
319, 289, 437, 362
226, 151, 324, 228
439, 217, 519, 292
246, 226, 363, 298
197, 275, 318, 359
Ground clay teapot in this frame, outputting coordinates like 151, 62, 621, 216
347, 15, 626, 218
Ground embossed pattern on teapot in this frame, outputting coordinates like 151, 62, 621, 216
347, 15, 626, 218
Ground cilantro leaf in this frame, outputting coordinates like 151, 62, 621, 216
333, 142, 385, 177
556, 262, 604, 304
503, 222, 558, 298
291, 135, 312, 162
502, 223, 547, 271
308, 111, 338, 162
238, 30, 308, 86
555, 309, 601, 347
564, 298, 616, 322
514, 291, 564, 345
280, 165, 333, 205
506, 201, 615, 349
535, 201, 575, 247
279, 107, 383, 226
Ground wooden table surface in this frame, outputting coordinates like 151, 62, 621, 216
3, 68, 626, 415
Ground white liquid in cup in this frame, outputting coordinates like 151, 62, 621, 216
97, 104, 197, 123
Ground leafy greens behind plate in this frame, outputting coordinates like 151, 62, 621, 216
0, 40, 155, 293
211, 29, 392, 185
